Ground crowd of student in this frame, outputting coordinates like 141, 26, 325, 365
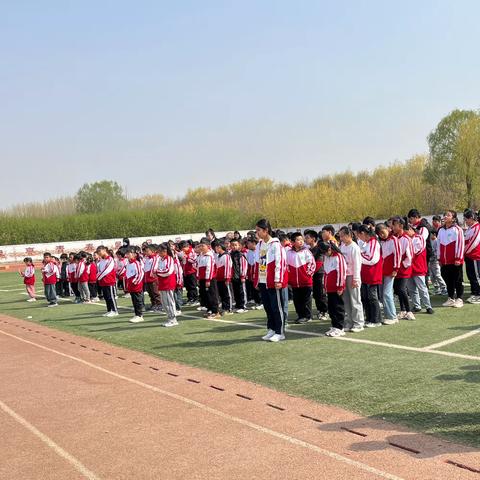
19, 208, 480, 342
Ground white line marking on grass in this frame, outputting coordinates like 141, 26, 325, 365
0, 329, 404, 480
0, 398, 100, 480
0, 288, 25, 292
423, 327, 480, 350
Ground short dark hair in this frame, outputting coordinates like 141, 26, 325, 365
290, 232, 303, 242
407, 209, 420, 219
322, 225, 335, 235
303, 229, 318, 240
338, 226, 352, 237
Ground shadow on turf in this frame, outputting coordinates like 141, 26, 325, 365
318, 413, 480, 456
435, 365, 480, 384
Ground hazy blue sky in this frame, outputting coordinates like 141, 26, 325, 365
1, 1, 479, 208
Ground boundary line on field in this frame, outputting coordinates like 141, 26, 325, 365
0, 399, 100, 480
4, 289, 480, 362
0, 328, 405, 480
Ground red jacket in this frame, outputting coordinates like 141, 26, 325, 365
396, 233, 413, 279
97, 256, 117, 287
76, 259, 89, 283
173, 255, 184, 288
181, 247, 197, 276
465, 222, 480, 261
125, 259, 144, 293
67, 263, 76, 282
437, 224, 464, 266
323, 252, 346, 293
42, 261, 59, 285
22, 265, 36, 285
216, 253, 232, 282
360, 237, 383, 285
253, 238, 288, 289
197, 250, 217, 281
88, 262, 97, 283
286, 246, 316, 288
246, 249, 257, 281
380, 235, 400, 277
411, 234, 428, 276
144, 254, 160, 283
157, 255, 176, 291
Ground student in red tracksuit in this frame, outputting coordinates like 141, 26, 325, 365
317, 241, 346, 337
125, 246, 145, 323
464, 209, 480, 304
229, 238, 248, 313
214, 240, 234, 314
96, 245, 118, 317
67, 252, 80, 302
254, 219, 288, 343
20, 257, 36, 302
391, 216, 415, 320
76, 253, 91, 303
245, 237, 262, 309
143, 244, 161, 312
197, 238, 220, 319
156, 242, 179, 327
115, 250, 128, 297
178, 240, 199, 305
42, 252, 59, 307
437, 210, 465, 308
87, 255, 99, 302
286, 232, 316, 323
173, 251, 184, 313
357, 225, 383, 327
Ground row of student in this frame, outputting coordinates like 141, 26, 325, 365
22, 208, 480, 342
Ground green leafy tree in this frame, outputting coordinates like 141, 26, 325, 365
75, 180, 127, 214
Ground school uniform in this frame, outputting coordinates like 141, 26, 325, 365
22, 264, 36, 299
42, 261, 59, 304
408, 233, 433, 310
394, 233, 413, 313
437, 224, 465, 300
340, 241, 365, 329
181, 247, 199, 303
310, 243, 328, 317
67, 262, 80, 300
428, 237, 447, 295
287, 246, 315, 321
245, 249, 262, 306
380, 234, 400, 320
323, 252, 347, 330
464, 222, 480, 297
230, 250, 248, 310
216, 252, 234, 312
97, 256, 118, 313
197, 249, 220, 314
173, 254, 184, 311
126, 259, 145, 317
254, 237, 288, 336
116, 257, 127, 293
360, 237, 383, 324
76, 259, 91, 302
60, 261, 70, 296
157, 255, 178, 321
88, 262, 98, 299
144, 254, 161, 310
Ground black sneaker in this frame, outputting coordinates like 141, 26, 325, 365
426, 308, 434, 314
412, 307, 422, 313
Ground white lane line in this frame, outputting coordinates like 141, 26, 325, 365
0, 398, 100, 480
0, 329, 403, 480
423, 327, 480, 350
0, 288, 25, 292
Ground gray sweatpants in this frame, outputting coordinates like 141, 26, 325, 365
343, 275, 365, 329
160, 290, 177, 321
407, 276, 432, 310
428, 258, 447, 292
78, 282, 91, 302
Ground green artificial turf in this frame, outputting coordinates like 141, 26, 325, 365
0, 271, 479, 447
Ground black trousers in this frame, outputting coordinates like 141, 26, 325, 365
60, 280, 70, 296
441, 264, 464, 299
394, 277, 411, 312
199, 279, 219, 314
259, 284, 286, 335
130, 291, 144, 317
312, 272, 328, 314
101, 285, 118, 312
246, 279, 262, 304
88, 282, 98, 299
184, 274, 199, 302
465, 258, 480, 296
70, 281, 80, 298
292, 286, 312, 319
145, 281, 161, 308
361, 284, 382, 324
231, 279, 246, 309
327, 292, 345, 330
217, 280, 234, 312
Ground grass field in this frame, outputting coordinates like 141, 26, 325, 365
0, 270, 479, 448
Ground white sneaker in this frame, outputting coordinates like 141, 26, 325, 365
191, 301, 200, 307
405, 312, 416, 320
442, 298, 456, 307
350, 326, 364, 333
325, 328, 345, 337
365, 322, 382, 328
397, 311, 407, 319
262, 329, 275, 341
234, 308, 247, 313
162, 320, 179, 327
255, 304, 264, 310
105, 311, 119, 317
269, 333, 285, 342
471, 296, 480, 304
382, 318, 398, 325
197, 306, 208, 311
129, 316, 144, 323
27, 298, 36, 302
175, 310, 182, 316
47, 303, 58, 308
324, 327, 334, 336
453, 298, 464, 308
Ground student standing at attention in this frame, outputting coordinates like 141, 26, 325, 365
254, 219, 288, 342
20, 257, 36, 302
96, 245, 119, 317
41, 252, 59, 307
125, 246, 145, 323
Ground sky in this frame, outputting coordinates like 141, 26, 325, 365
1, 0, 479, 208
